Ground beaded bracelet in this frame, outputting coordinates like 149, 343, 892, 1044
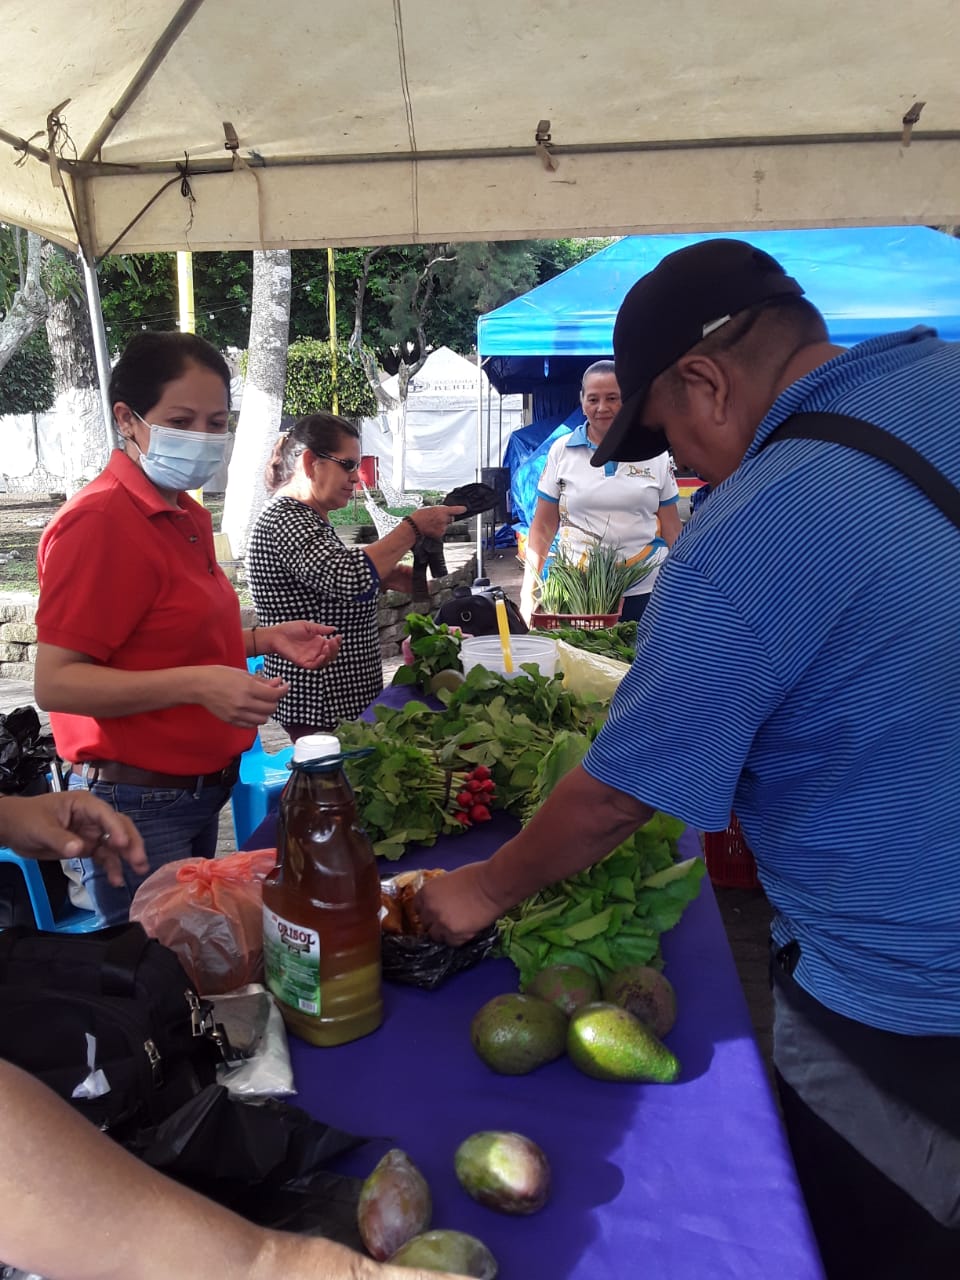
402, 514, 421, 540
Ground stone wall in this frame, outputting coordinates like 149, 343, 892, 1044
0, 594, 41, 681
0, 557, 477, 682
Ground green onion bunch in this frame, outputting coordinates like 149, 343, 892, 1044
538, 543, 653, 616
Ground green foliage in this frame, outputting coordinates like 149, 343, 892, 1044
41, 247, 83, 305
98, 251, 254, 351
497, 818, 703, 987
93, 237, 615, 362
282, 338, 378, 418
0, 224, 26, 312
392, 613, 465, 689
0, 330, 54, 414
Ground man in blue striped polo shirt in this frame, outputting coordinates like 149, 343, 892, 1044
421, 239, 960, 1276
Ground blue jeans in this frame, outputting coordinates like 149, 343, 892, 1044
67, 771, 231, 926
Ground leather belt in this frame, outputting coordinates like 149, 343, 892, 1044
80, 759, 241, 791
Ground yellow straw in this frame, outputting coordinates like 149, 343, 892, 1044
494, 596, 514, 673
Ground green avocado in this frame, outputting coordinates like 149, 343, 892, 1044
470, 993, 567, 1075
567, 1001, 681, 1083
454, 1130, 551, 1215
389, 1229, 498, 1278
524, 963, 601, 1017
601, 965, 677, 1039
426, 669, 466, 695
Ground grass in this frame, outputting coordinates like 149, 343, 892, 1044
0, 489, 444, 597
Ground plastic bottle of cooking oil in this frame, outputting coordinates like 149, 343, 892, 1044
262, 733, 382, 1046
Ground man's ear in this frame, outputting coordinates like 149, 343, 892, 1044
674, 354, 731, 422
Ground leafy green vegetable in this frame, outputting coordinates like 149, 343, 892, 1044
497, 819, 705, 987
392, 614, 464, 690
530, 620, 637, 664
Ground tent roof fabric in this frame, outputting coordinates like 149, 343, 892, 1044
477, 226, 960, 392
2, 0, 960, 257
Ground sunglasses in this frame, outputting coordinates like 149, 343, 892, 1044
314, 450, 361, 475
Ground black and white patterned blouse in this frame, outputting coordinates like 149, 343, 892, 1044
246, 497, 383, 731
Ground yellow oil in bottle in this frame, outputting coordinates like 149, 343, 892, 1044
262, 734, 382, 1046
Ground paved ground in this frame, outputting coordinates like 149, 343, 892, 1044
0, 541, 773, 1066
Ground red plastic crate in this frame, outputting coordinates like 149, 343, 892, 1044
532, 605, 623, 631
703, 813, 761, 889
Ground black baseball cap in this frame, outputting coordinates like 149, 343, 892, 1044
592, 239, 805, 466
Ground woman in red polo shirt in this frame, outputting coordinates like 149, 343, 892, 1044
34, 331, 339, 926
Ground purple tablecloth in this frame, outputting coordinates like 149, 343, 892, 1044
245, 687, 824, 1279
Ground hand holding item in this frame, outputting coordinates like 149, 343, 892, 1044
0, 792, 148, 886
200, 665, 290, 727
417, 860, 504, 946
408, 504, 467, 540
267, 620, 341, 669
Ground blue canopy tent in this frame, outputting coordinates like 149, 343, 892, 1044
478, 226, 960, 543
478, 226, 960, 402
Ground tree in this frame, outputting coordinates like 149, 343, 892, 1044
41, 243, 109, 495
221, 250, 291, 558
93, 239, 615, 365
0, 228, 47, 374
283, 339, 377, 419
0, 331, 54, 415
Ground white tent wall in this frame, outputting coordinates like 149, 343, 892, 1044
360, 347, 523, 493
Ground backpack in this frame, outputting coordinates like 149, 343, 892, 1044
433, 583, 528, 637
0, 923, 224, 1135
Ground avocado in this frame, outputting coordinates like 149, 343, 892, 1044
470, 993, 567, 1075
524, 963, 601, 1017
357, 1148, 432, 1261
455, 1130, 551, 1215
602, 965, 677, 1038
427, 669, 466, 696
389, 1229, 498, 1278
567, 1001, 681, 1083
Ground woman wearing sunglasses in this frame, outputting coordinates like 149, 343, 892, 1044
247, 414, 464, 740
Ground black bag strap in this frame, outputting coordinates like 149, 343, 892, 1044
764, 412, 960, 532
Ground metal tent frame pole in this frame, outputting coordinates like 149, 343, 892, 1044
80, 253, 115, 455
475, 349, 486, 579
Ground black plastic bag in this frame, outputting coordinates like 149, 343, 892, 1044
0, 707, 57, 795
125, 1083, 368, 1243
381, 925, 499, 990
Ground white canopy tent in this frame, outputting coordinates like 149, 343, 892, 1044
360, 346, 523, 493
4, 0, 959, 570
1, 0, 959, 258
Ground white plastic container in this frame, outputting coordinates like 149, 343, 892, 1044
460, 635, 559, 680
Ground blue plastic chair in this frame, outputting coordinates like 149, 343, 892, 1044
0, 847, 101, 933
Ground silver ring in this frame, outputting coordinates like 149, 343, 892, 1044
97, 831, 112, 845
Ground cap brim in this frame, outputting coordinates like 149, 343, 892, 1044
591, 387, 669, 466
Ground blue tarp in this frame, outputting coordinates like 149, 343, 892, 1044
503, 406, 584, 528
478, 226, 960, 394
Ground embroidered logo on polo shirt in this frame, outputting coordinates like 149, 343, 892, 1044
622, 465, 655, 479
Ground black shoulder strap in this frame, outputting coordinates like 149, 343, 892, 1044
763, 412, 960, 532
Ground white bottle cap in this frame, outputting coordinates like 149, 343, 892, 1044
292, 733, 341, 764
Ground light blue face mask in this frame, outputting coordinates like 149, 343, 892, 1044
132, 414, 229, 491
